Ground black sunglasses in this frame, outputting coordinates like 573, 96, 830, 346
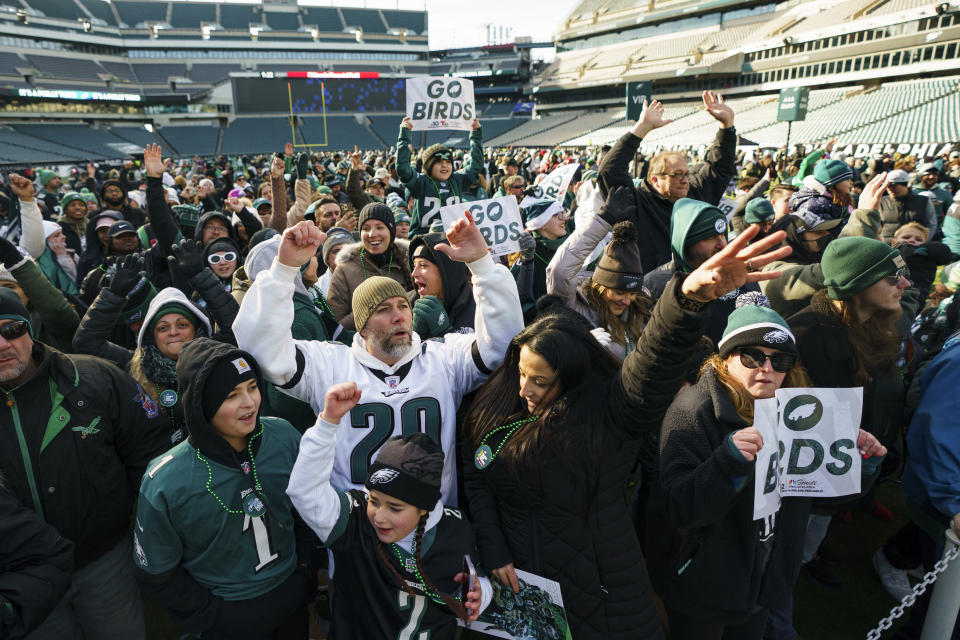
0, 320, 30, 341
884, 266, 910, 286
738, 347, 797, 373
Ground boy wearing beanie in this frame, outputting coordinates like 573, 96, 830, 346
134, 339, 314, 639
644, 197, 759, 343
396, 115, 484, 237
234, 215, 523, 505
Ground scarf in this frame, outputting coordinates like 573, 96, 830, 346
140, 344, 178, 389
533, 233, 566, 252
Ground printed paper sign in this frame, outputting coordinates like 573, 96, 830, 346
440, 195, 522, 257
716, 196, 737, 222
534, 163, 579, 203
752, 387, 863, 520
406, 77, 475, 131
458, 568, 572, 639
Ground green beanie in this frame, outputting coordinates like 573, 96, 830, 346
38, 169, 58, 187
670, 198, 728, 272
147, 302, 200, 334
821, 237, 905, 300
352, 276, 407, 331
394, 212, 412, 224
813, 159, 853, 187
316, 185, 332, 195
80, 188, 98, 204
744, 198, 776, 224
60, 192, 85, 210
718, 303, 797, 359
253, 198, 271, 210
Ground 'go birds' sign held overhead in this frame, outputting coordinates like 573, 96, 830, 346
406, 77, 476, 131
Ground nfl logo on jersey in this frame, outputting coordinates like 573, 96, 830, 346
386, 376, 399, 389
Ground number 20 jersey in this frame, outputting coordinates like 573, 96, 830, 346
279, 333, 488, 505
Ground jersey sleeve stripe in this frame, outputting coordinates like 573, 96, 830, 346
278, 347, 306, 390
322, 491, 352, 547
471, 341, 492, 375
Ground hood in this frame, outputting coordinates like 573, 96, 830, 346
176, 337, 264, 465
669, 198, 727, 273
245, 235, 311, 299
408, 232, 470, 309
193, 211, 235, 242
137, 286, 212, 347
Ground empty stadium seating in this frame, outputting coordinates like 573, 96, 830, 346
114, 1, 167, 28
168, 3, 216, 29
158, 124, 220, 157
382, 10, 426, 34
340, 8, 386, 33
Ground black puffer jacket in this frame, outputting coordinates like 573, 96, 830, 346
0, 480, 74, 640
462, 275, 710, 639
598, 127, 738, 272
0, 344, 170, 568
646, 366, 809, 624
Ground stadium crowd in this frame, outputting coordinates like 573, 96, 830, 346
2, 91, 960, 640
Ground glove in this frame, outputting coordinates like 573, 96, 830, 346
599, 185, 636, 226
518, 233, 536, 264
412, 296, 452, 339
168, 239, 207, 281
296, 152, 310, 180
109, 253, 146, 296
590, 327, 612, 348
0, 236, 25, 269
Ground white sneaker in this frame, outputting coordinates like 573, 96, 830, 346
873, 548, 914, 601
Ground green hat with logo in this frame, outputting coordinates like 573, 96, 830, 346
744, 198, 776, 224
60, 192, 85, 210
718, 303, 797, 359
821, 236, 905, 300
253, 198, 271, 210
80, 188, 98, 204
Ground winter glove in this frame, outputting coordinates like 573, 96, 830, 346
0, 236, 25, 269
412, 295, 452, 339
109, 253, 146, 296
168, 239, 207, 281
518, 233, 536, 264
599, 185, 635, 226
590, 327, 612, 348
296, 152, 310, 180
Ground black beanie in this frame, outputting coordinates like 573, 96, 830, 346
592, 221, 645, 291
365, 433, 443, 511
358, 202, 396, 242
0, 288, 32, 337
202, 353, 258, 422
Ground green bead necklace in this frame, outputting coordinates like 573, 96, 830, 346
196, 423, 267, 518
474, 415, 538, 470
310, 287, 335, 318
360, 248, 392, 280
390, 542, 462, 607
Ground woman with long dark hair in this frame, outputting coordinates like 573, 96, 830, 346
462, 225, 792, 639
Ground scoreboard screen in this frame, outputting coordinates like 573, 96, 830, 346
232, 77, 406, 114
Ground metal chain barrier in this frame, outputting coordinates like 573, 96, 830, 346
866, 542, 960, 639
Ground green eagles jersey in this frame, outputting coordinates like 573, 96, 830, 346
134, 417, 301, 600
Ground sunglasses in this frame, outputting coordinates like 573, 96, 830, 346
884, 266, 910, 286
738, 347, 797, 373
208, 252, 237, 264
0, 320, 29, 341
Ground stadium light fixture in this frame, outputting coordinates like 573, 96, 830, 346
79, 17, 92, 32
935, 2, 956, 13
16, 9, 26, 24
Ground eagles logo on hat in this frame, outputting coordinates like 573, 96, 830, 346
368, 469, 399, 484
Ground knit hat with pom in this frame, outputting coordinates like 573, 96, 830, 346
592, 221, 645, 291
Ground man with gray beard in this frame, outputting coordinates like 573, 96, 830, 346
234, 214, 524, 505
0, 287, 169, 639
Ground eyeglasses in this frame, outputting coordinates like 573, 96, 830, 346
0, 320, 29, 341
738, 347, 797, 373
884, 266, 910, 286
659, 171, 690, 179
208, 252, 237, 264
508, 184, 525, 191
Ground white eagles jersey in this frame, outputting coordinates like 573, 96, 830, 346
233, 253, 524, 506
276, 333, 484, 504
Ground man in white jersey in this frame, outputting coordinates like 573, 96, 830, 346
233, 214, 523, 504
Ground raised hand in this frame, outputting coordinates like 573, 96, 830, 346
270, 154, 284, 178
109, 253, 146, 296
86, 162, 96, 178
350, 145, 365, 171
631, 100, 673, 138
336, 209, 357, 232
857, 171, 889, 215
703, 90, 734, 129
681, 225, 791, 302
284, 142, 294, 158
7, 174, 34, 201
278, 220, 324, 268
168, 239, 206, 280
320, 382, 362, 424
433, 210, 489, 263
401, 116, 413, 131
517, 232, 536, 264
143, 144, 167, 178
824, 137, 838, 153
471, 118, 481, 131
225, 196, 243, 213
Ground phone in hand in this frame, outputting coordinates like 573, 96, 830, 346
462, 554, 477, 623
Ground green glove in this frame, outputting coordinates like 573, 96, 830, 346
412, 295, 452, 339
